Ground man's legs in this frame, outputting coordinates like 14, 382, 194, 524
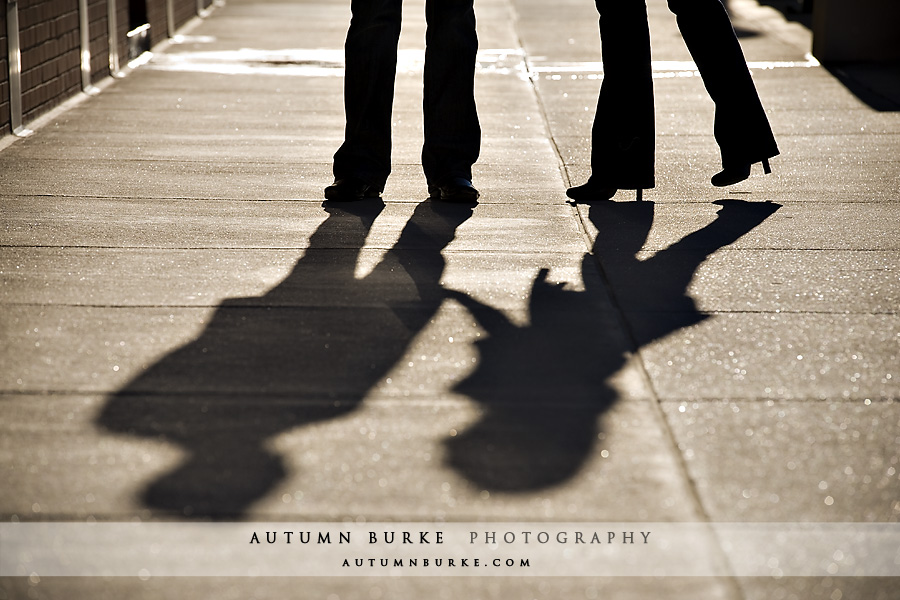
422, 0, 481, 188
332, 0, 403, 191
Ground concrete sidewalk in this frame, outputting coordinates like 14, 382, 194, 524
1, 0, 898, 598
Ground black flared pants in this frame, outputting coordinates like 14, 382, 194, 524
591, 0, 779, 188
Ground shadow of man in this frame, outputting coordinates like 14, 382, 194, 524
444, 199, 780, 492
97, 199, 474, 518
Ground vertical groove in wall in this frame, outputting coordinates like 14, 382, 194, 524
5, 0, 26, 135
78, 0, 92, 90
106, 0, 119, 74
115, 0, 126, 68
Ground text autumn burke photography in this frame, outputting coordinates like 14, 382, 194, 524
247, 529, 652, 546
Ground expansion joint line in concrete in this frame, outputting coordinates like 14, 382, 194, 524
500, 2, 748, 597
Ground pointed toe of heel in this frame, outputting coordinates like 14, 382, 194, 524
565, 180, 617, 202
711, 159, 773, 187
711, 165, 750, 187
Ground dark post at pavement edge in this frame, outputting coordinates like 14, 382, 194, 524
812, 0, 900, 62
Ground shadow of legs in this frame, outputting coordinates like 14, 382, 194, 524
98, 199, 474, 518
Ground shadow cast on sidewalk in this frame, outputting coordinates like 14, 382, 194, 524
824, 64, 900, 112
96, 195, 779, 517
444, 199, 781, 491
97, 198, 474, 518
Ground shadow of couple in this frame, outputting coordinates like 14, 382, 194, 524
97, 196, 779, 518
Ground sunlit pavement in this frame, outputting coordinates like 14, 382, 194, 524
1, 0, 898, 598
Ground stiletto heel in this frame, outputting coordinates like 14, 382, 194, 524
762, 158, 771, 174
636, 189, 643, 201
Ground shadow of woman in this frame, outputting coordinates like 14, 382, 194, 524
444, 199, 780, 492
96, 199, 474, 518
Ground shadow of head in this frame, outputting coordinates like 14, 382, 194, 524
443, 269, 620, 491
444, 198, 782, 492
445, 405, 603, 491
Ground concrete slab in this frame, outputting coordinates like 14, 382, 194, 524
512, 0, 812, 63
0, 158, 572, 202
579, 201, 900, 250
660, 399, 900, 521
602, 249, 899, 314
6, 135, 342, 163
79, 99, 346, 125
11, 128, 560, 164
0, 382, 693, 522
0, 279, 630, 393
0, 248, 610, 310
0, 199, 585, 249
536, 69, 875, 118
0, 157, 332, 200
736, 576, 900, 600
634, 312, 898, 401
1, 305, 215, 393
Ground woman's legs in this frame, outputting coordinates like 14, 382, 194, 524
667, 0, 778, 168
588, 0, 655, 190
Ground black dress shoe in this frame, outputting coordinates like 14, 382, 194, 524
433, 177, 480, 203
565, 178, 618, 202
324, 177, 381, 201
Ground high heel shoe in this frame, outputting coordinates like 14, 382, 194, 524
566, 179, 617, 202
711, 158, 771, 187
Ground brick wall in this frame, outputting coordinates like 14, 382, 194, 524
2, 0, 205, 137
19, 0, 81, 124
174, 0, 196, 32
146, 0, 167, 47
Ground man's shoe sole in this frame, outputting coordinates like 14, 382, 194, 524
439, 185, 480, 203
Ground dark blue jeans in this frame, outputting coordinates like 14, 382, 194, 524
333, 0, 481, 190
